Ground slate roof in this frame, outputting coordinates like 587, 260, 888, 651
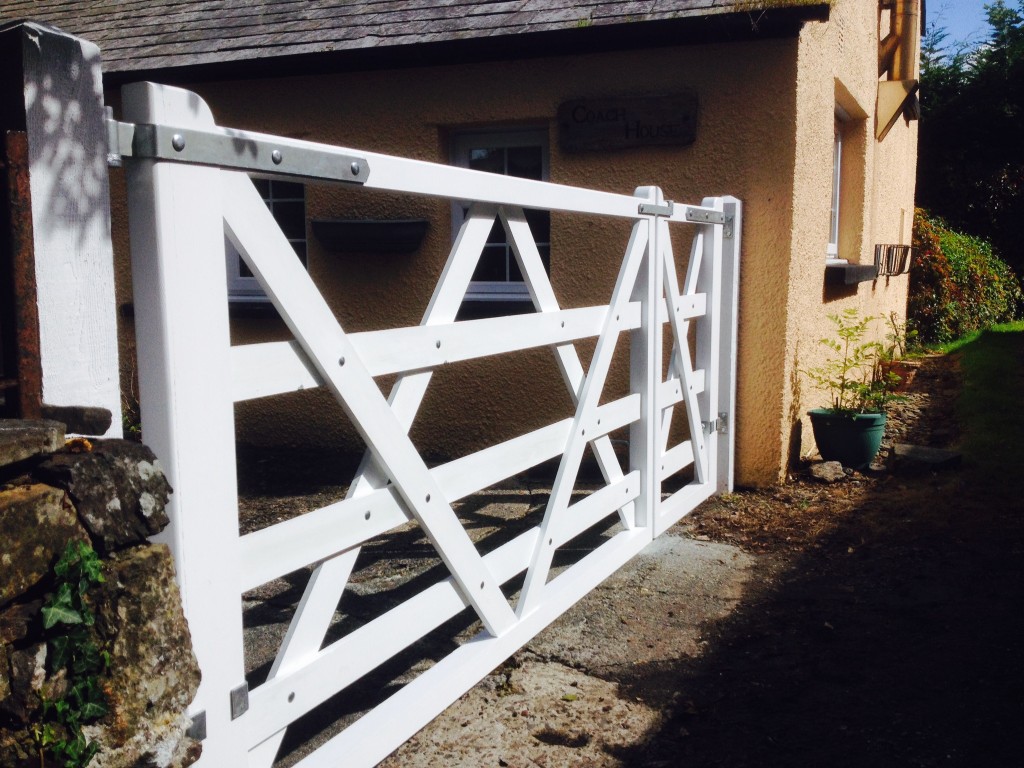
1, 1, 830, 80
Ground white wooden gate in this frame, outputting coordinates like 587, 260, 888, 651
116, 81, 741, 767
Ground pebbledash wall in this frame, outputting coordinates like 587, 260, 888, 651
103, 0, 915, 487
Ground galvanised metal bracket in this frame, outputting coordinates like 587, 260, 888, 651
105, 117, 369, 185
230, 682, 250, 720
685, 207, 726, 225
186, 710, 207, 741
723, 215, 735, 238
702, 413, 729, 435
638, 201, 674, 217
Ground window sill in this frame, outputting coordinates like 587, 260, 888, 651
825, 259, 876, 286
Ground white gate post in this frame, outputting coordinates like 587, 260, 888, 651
717, 197, 742, 492
122, 82, 247, 766
8, 21, 122, 434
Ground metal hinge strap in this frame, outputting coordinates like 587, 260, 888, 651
105, 118, 369, 184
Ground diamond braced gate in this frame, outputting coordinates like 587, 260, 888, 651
118, 82, 741, 768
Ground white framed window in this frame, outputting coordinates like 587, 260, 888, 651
828, 118, 843, 260
227, 178, 307, 301
451, 129, 550, 302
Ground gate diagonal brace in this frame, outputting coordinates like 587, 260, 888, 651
224, 178, 515, 638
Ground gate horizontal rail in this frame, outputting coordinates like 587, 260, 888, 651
120, 81, 741, 768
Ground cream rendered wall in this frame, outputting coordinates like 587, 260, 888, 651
784, 0, 917, 476
106, 39, 805, 486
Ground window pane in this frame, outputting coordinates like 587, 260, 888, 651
469, 148, 505, 175
486, 219, 506, 245
507, 145, 542, 180
472, 246, 508, 282
538, 244, 550, 272
508, 254, 523, 282
524, 209, 550, 244
274, 201, 306, 240
252, 178, 270, 197
829, 124, 842, 254
271, 180, 304, 199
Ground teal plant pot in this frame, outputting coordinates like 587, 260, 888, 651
808, 408, 887, 470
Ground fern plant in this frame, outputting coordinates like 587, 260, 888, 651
804, 309, 902, 415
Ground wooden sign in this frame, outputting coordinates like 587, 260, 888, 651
557, 93, 698, 152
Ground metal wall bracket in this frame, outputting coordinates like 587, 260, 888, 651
186, 711, 207, 741
230, 682, 249, 720
638, 201, 674, 217
723, 215, 735, 239
105, 119, 370, 184
685, 208, 726, 225
703, 413, 729, 435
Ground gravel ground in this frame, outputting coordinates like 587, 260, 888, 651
236, 352, 1024, 767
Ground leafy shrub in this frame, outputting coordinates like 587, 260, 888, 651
909, 209, 1024, 344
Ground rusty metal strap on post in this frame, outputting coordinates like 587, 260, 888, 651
0, 130, 43, 419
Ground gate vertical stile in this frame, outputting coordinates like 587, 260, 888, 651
697, 197, 725, 492
122, 82, 248, 765
630, 186, 662, 534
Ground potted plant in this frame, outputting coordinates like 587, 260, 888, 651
804, 309, 903, 469
880, 311, 920, 392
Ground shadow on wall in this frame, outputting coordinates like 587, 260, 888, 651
19, 22, 112, 251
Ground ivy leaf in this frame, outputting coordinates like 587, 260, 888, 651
49, 635, 73, 671
41, 586, 83, 629
79, 552, 104, 585
77, 700, 108, 722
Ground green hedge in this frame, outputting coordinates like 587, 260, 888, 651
909, 209, 1024, 345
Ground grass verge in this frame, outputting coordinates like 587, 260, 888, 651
956, 321, 1024, 481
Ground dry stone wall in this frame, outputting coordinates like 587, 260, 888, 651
0, 419, 201, 768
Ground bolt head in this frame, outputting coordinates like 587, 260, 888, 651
271, 149, 283, 165
350, 161, 361, 176
171, 134, 186, 152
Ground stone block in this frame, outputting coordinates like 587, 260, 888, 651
88, 544, 201, 767
0, 483, 88, 607
0, 643, 47, 722
810, 461, 847, 483
0, 600, 41, 645
40, 405, 113, 436
34, 440, 172, 554
892, 443, 962, 474
0, 420, 65, 469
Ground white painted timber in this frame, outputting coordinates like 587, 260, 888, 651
20, 23, 122, 434
230, 302, 642, 402
122, 82, 246, 765
119, 82, 741, 768
239, 393, 640, 591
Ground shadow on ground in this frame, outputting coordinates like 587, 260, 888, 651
613, 345, 1024, 767
616, 481, 1024, 766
